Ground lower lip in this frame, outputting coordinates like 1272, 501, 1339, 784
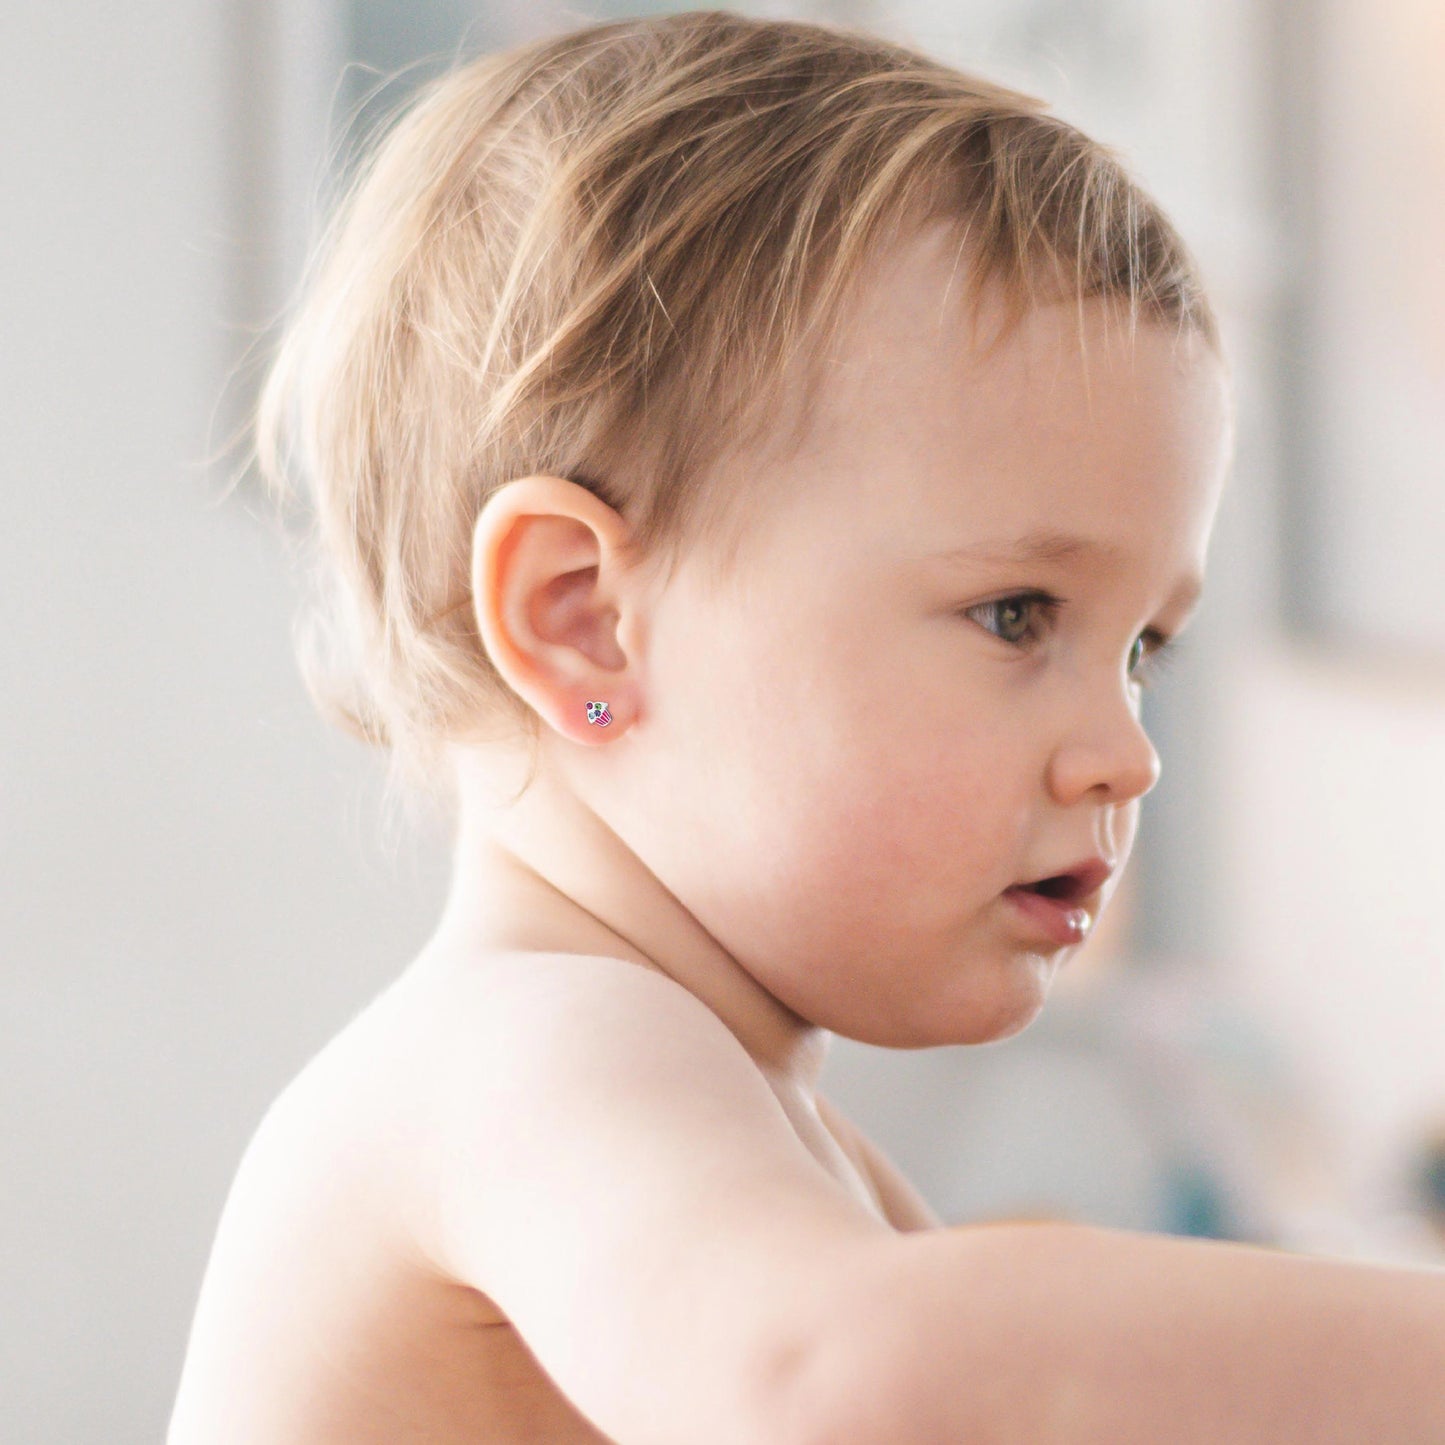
1003, 886, 1092, 947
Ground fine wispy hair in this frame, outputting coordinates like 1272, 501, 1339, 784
243, 9, 1220, 837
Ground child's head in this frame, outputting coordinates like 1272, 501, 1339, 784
256, 10, 1231, 1040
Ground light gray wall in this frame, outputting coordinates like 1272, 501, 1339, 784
1, 4, 448, 1439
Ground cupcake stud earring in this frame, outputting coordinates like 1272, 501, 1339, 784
585, 700, 612, 726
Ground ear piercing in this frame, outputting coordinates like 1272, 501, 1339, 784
585, 700, 612, 726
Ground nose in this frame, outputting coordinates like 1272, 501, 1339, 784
1046, 680, 1162, 806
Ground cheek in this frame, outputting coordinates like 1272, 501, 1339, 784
643, 580, 1021, 893
741, 697, 1017, 915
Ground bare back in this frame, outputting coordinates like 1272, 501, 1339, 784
167, 949, 890, 1444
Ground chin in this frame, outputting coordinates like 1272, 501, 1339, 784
830, 986, 1050, 1049
940, 961, 1060, 1046
781, 949, 1060, 1048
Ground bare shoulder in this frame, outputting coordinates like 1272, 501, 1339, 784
404, 944, 820, 1237
402, 948, 896, 1445
406, 948, 942, 1239
410, 948, 724, 1083
412, 946, 803, 1166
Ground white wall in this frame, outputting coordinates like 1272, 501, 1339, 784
0, 5, 447, 1439
1217, 642, 1445, 1221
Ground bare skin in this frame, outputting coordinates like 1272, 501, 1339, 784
168, 221, 1230, 1442
166, 934, 921, 1445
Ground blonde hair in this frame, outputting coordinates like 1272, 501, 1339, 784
250, 8, 1220, 833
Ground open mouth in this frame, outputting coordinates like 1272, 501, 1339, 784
1011, 873, 1085, 904
1006, 856, 1113, 908
1003, 878, 1095, 946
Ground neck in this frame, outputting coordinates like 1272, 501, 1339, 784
424, 741, 833, 1097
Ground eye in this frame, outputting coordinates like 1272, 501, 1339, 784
1129, 630, 1185, 689
963, 591, 1060, 648
965, 591, 1186, 688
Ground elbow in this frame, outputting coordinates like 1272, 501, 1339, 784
770, 1227, 1047, 1445
779, 1325, 953, 1445
768, 1292, 942, 1445
768, 1332, 865, 1445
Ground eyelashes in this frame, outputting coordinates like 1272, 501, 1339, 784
962, 590, 1185, 689
1137, 632, 1185, 686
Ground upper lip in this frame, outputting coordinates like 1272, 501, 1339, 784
1009, 856, 1115, 906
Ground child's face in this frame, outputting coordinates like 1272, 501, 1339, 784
629, 221, 1231, 1048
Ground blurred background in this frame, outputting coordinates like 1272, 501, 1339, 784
5, 0, 1445, 1439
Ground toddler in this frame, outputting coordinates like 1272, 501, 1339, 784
169, 11, 1445, 1442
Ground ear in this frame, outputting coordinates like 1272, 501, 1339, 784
469, 475, 643, 744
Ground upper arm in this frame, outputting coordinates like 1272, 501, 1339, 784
426, 954, 897, 1445
815, 1096, 944, 1234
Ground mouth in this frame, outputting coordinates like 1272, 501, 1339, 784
1019, 874, 1078, 901
1002, 857, 1114, 947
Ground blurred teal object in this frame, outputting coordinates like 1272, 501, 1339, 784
1423, 1152, 1445, 1209
1410, 1128, 1445, 1223
1160, 1159, 1233, 1239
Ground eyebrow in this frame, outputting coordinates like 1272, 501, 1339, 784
931, 527, 1205, 612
